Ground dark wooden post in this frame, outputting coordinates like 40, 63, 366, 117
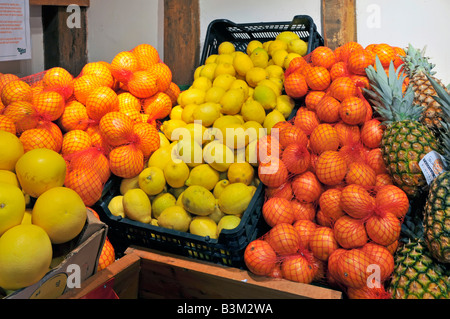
321, 0, 357, 50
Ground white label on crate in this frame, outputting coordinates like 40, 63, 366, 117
419, 151, 447, 185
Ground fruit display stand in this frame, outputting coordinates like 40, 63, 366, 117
3, 209, 108, 299
59, 246, 342, 299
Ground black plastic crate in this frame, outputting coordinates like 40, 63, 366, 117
94, 176, 268, 269
200, 15, 324, 64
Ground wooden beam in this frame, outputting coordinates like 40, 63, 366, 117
41, 5, 87, 77
321, 0, 357, 50
30, 0, 89, 6
164, 0, 200, 86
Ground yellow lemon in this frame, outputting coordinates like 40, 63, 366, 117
245, 139, 259, 166
15, 148, 66, 198
263, 109, 286, 135
204, 86, 226, 103
0, 130, 24, 172
212, 73, 236, 91
276, 94, 296, 119
288, 38, 308, 56
214, 63, 236, 78
220, 122, 249, 150
168, 185, 186, 199
0, 224, 52, 290
276, 31, 300, 44
151, 192, 177, 219
217, 215, 241, 236
123, 188, 152, 223
178, 88, 206, 106
176, 191, 184, 206
160, 119, 187, 141
182, 122, 208, 145
265, 64, 285, 80
240, 99, 266, 124
163, 160, 190, 188
213, 179, 230, 199
21, 209, 32, 225
218, 182, 253, 215
191, 76, 212, 91
189, 216, 218, 239
246, 40, 263, 55
213, 115, 242, 130
258, 78, 282, 96
271, 49, 289, 68
284, 52, 302, 69
192, 102, 221, 127
182, 185, 217, 216
138, 166, 166, 196
263, 40, 273, 52
119, 175, 140, 195
250, 47, 269, 68
169, 105, 184, 121
253, 84, 277, 111
158, 131, 171, 148
245, 67, 269, 88
181, 103, 198, 123
204, 54, 218, 64
0, 170, 19, 187
199, 62, 217, 81
215, 54, 233, 65
32, 187, 86, 244
0, 182, 26, 236
242, 120, 265, 143
193, 65, 203, 80
229, 79, 250, 100
147, 143, 176, 170
227, 162, 255, 185
268, 39, 288, 57
202, 141, 235, 172
208, 205, 225, 224
174, 139, 203, 167
157, 205, 192, 232
218, 41, 235, 55
185, 163, 220, 191
107, 195, 125, 218
233, 52, 254, 77
220, 88, 245, 115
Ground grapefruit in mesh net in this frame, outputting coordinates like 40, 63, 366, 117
73, 74, 102, 105
309, 226, 339, 261
0, 114, 16, 134
131, 121, 160, 158
42, 67, 74, 100
64, 166, 103, 206
132, 43, 160, 70
61, 129, 92, 156
32, 91, 65, 122
127, 70, 158, 99
99, 111, 134, 147
244, 239, 277, 276
57, 100, 90, 132
340, 184, 375, 219
1, 80, 33, 106
19, 127, 59, 153
333, 215, 368, 249
262, 197, 295, 227
80, 62, 115, 89
109, 143, 144, 178
85, 86, 119, 122
142, 91, 173, 121
266, 223, 301, 255
110, 51, 141, 84
291, 171, 322, 203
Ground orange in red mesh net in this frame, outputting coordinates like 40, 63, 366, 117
80, 62, 115, 89
365, 212, 401, 246
266, 223, 302, 256
334, 122, 361, 147
98, 111, 134, 147
32, 90, 66, 122
346, 285, 392, 299
39, 120, 63, 152
305, 65, 331, 91
127, 70, 158, 99
329, 61, 349, 81
280, 253, 318, 284
292, 200, 316, 222
1, 80, 33, 106
305, 90, 325, 111
0, 114, 16, 134
293, 107, 319, 135
0, 73, 20, 92
315, 95, 341, 123
309, 226, 339, 261
244, 239, 278, 276
315, 150, 348, 186
328, 76, 358, 102
375, 184, 409, 219
345, 162, 377, 186
282, 143, 311, 175
73, 74, 102, 105
392, 46, 406, 69
97, 237, 115, 271
311, 46, 337, 70
366, 148, 387, 175
3, 101, 38, 133
19, 127, 59, 153
109, 143, 144, 178
333, 215, 368, 249
142, 91, 173, 121
86, 124, 112, 154
371, 43, 396, 68
132, 43, 160, 70
319, 188, 345, 223
331, 248, 373, 289
58, 100, 91, 132
340, 184, 375, 219
309, 123, 340, 155
375, 173, 393, 187
291, 170, 323, 203
110, 51, 141, 84
258, 158, 288, 189
360, 242, 394, 282
164, 82, 181, 106
131, 121, 160, 159
283, 70, 308, 99
85, 86, 120, 122
66, 147, 111, 184
360, 118, 383, 149
148, 62, 173, 93
339, 96, 367, 125
262, 197, 295, 227
264, 180, 293, 200
278, 124, 308, 149
284, 56, 308, 78
118, 92, 141, 113
42, 67, 74, 100
65, 166, 103, 207
336, 41, 363, 64
293, 219, 317, 249
348, 48, 375, 76
61, 129, 92, 156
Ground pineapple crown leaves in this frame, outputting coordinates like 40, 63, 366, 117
402, 43, 437, 77
365, 56, 422, 123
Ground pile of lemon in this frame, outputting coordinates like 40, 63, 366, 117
0, 130, 87, 293
106, 31, 308, 240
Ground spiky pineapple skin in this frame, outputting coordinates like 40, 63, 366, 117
424, 171, 450, 263
381, 120, 440, 198
389, 239, 449, 299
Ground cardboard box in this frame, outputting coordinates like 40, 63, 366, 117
4, 209, 108, 299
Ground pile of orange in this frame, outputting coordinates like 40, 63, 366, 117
0, 43, 180, 208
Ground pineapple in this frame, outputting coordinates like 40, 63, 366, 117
365, 57, 441, 198
423, 74, 450, 264
401, 44, 449, 133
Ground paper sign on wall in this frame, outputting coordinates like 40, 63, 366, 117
0, 0, 31, 62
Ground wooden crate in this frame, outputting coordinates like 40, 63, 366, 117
60, 246, 343, 299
